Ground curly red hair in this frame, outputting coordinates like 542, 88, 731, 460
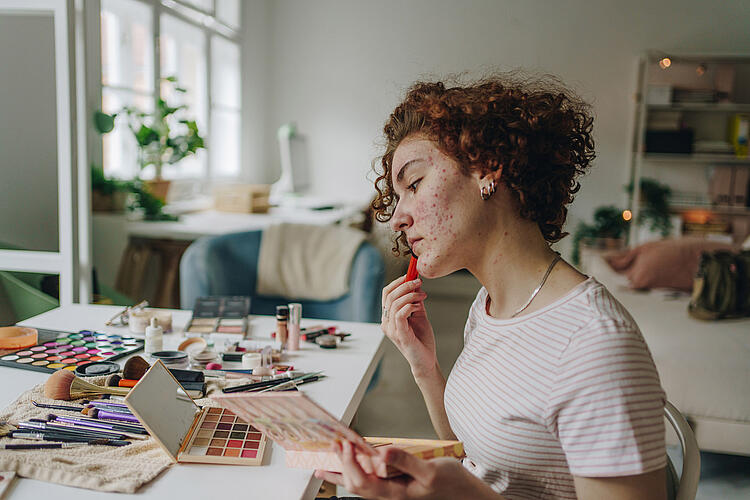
372, 74, 595, 255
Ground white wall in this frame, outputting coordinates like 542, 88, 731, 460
242, 0, 750, 255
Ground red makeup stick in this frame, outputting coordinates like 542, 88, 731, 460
406, 256, 419, 282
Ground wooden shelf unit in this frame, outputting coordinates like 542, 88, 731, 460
628, 52, 750, 244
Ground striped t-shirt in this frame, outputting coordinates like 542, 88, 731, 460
444, 278, 666, 499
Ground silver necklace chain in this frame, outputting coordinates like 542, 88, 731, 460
510, 253, 562, 318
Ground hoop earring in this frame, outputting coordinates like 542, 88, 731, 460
480, 180, 496, 201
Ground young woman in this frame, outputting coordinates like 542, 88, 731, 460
315, 76, 668, 500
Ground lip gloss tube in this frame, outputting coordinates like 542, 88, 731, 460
406, 256, 419, 281
287, 303, 302, 351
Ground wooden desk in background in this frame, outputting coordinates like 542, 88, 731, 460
94, 206, 365, 309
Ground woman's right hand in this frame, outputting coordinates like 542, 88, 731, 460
381, 274, 437, 377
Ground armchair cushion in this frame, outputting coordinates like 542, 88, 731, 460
180, 230, 385, 323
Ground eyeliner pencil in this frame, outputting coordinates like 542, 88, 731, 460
10, 431, 130, 446
1, 442, 88, 450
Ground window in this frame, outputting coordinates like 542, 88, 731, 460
99, 0, 241, 181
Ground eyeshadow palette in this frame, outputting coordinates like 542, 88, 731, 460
185, 296, 251, 337
212, 392, 464, 477
0, 328, 144, 374
179, 407, 265, 463
125, 360, 266, 466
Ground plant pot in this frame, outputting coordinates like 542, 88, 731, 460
144, 179, 171, 203
91, 190, 128, 212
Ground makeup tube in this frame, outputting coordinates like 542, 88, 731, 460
276, 305, 289, 349
287, 303, 301, 351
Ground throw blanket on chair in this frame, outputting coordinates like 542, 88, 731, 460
256, 223, 367, 301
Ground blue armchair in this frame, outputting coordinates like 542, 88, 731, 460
179, 230, 385, 323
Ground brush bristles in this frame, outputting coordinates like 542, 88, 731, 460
0, 421, 17, 438
44, 369, 130, 401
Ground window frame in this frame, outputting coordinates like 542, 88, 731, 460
96, 0, 242, 181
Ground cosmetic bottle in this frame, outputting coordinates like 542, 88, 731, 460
287, 303, 302, 351
145, 317, 163, 356
276, 305, 289, 349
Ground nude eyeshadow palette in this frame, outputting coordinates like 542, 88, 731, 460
212, 392, 464, 477
0, 328, 143, 374
184, 296, 251, 337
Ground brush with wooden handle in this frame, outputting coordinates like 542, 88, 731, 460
44, 370, 130, 401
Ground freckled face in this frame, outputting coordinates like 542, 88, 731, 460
390, 137, 483, 278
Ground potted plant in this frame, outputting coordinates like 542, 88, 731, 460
90, 164, 133, 212
572, 205, 630, 266
629, 178, 673, 237
93, 76, 205, 202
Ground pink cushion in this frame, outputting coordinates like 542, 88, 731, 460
606, 238, 736, 291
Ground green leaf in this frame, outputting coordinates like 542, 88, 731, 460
164, 75, 178, 83
135, 125, 159, 146
175, 86, 187, 93
93, 111, 115, 134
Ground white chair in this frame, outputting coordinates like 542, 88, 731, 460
665, 400, 701, 500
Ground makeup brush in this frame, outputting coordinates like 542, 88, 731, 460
0, 420, 17, 438
81, 406, 140, 424
406, 256, 419, 281
122, 355, 150, 380
44, 370, 131, 401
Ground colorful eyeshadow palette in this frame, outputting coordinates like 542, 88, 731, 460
185, 296, 251, 337
125, 360, 266, 466
0, 328, 144, 374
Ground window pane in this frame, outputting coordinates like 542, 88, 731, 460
0, 13, 59, 252
211, 36, 240, 109
160, 14, 208, 178
101, 88, 154, 179
210, 109, 240, 177
101, 0, 154, 92
215, 0, 240, 29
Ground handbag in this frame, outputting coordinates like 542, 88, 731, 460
688, 249, 750, 320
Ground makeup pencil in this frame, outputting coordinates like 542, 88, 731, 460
20, 420, 135, 441
0, 442, 88, 450
9, 431, 130, 446
47, 414, 147, 433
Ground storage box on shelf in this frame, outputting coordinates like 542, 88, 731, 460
629, 52, 750, 245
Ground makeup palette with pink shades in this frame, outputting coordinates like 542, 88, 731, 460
0, 328, 143, 374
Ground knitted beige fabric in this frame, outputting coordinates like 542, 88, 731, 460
0, 375, 236, 493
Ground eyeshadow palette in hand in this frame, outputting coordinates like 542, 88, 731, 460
0, 328, 143, 374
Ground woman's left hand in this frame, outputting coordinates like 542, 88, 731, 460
314, 441, 501, 500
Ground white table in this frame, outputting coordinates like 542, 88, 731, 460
2, 304, 385, 499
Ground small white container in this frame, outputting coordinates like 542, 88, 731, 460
145, 317, 164, 356
241, 352, 262, 369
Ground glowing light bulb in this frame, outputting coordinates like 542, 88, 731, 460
659, 57, 672, 69
622, 209, 633, 221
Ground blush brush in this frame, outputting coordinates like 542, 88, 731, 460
44, 370, 131, 401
